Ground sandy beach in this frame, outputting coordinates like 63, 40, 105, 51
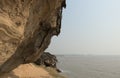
1, 63, 53, 78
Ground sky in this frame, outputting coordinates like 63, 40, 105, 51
46, 0, 120, 55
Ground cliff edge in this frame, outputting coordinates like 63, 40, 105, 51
0, 0, 66, 76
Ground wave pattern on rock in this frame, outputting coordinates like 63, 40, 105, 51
0, 0, 66, 76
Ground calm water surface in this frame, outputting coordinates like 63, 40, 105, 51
57, 55, 120, 78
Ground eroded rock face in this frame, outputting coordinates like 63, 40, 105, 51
34, 52, 58, 67
34, 52, 61, 72
0, 0, 66, 75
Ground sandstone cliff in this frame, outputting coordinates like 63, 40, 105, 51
0, 0, 66, 76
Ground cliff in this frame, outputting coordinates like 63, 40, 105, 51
0, 0, 66, 76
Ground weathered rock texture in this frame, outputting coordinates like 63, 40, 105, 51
0, 0, 66, 76
34, 52, 61, 72
34, 52, 58, 67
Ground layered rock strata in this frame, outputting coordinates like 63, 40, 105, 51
0, 0, 66, 75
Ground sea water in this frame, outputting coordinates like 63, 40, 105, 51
57, 55, 120, 78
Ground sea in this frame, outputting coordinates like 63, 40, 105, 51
57, 55, 120, 78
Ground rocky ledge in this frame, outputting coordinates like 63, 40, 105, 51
34, 52, 61, 72
0, 52, 65, 78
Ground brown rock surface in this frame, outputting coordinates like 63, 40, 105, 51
34, 52, 58, 67
0, 0, 66, 76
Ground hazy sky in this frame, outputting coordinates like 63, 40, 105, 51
46, 0, 120, 55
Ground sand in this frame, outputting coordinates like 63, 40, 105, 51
1, 63, 53, 78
